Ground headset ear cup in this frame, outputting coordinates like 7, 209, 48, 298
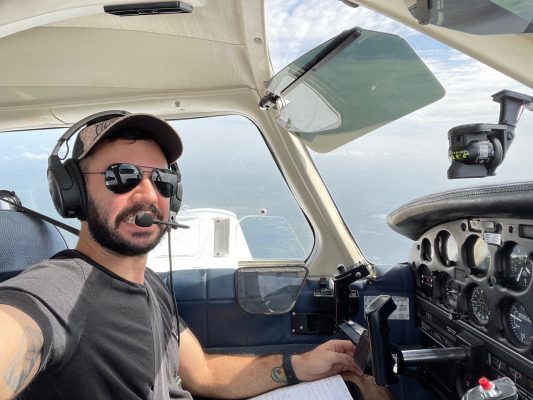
64, 159, 88, 220
48, 155, 84, 218
47, 158, 87, 220
170, 162, 182, 215
47, 157, 67, 217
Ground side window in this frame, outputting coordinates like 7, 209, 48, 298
147, 115, 313, 270
0, 128, 80, 247
0, 116, 313, 269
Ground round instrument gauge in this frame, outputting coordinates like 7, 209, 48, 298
505, 243, 533, 291
505, 301, 533, 347
441, 275, 460, 310
436, 231, 458, 266
468, 286, 490, 326
466, 236, 491, 275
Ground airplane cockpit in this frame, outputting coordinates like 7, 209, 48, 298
0, 0, 532, 399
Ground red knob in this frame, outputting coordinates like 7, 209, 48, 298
479, 377, 492, 391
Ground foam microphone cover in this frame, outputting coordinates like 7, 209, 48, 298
135, 213, 154, 227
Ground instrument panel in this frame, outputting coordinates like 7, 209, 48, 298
409, 217, 533, 399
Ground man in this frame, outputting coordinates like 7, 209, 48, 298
0, 112, 386, 399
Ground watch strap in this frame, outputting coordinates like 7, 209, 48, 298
282, 353, 301, 386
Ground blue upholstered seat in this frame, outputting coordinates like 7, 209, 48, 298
0, 204, 68, 283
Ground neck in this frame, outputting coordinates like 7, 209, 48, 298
76, 228, 148, 284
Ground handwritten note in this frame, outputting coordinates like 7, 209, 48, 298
248, 375, 352, 400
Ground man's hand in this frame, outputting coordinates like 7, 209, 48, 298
292, 340, 362, 382
342, 372, 394, 400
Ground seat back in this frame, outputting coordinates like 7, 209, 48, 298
0, 206, 68, 283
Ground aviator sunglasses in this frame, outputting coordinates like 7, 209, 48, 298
83, 163, 179, 198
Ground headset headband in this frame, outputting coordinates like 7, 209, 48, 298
51, 110, 129, 158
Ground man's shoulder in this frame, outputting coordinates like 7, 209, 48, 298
0, 253, 90, 289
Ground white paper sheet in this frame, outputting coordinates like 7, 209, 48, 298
248, 375, 352, 400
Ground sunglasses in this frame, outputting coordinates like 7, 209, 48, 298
83, 163, 179, 198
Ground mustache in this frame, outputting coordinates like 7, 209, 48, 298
115, 204, 163, 229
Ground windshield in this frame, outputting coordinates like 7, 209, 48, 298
266, 2, 533, 265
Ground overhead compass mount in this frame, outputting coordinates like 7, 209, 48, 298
447, 90, 533, 179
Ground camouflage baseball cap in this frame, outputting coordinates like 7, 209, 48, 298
72, 113, 182, 163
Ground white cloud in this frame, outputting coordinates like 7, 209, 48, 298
21, 151, 48, 160
266, 0, 414, 71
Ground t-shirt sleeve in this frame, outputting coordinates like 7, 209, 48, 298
0, 259, 89, 373
178, 315, 188, 333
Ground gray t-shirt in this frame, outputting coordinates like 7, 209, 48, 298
0, 249, 193, 400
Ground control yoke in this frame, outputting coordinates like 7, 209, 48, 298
298, 266, 487, 388
362, 294, 485, 387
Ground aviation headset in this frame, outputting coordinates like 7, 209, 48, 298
47, 110, 183, 221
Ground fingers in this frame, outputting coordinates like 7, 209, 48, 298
328, 352, 360, 375
321, 339, 356, 355
297, 340, 364, 382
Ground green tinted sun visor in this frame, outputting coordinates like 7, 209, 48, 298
264, 28, 445, 153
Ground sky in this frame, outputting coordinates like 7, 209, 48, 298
264, 0, 533, 176
264, 0, 532, 139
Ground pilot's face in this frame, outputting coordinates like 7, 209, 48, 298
82, 139, 170, 256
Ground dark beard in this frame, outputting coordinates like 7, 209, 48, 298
86, 195, 166, 257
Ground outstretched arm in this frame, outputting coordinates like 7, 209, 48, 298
178, 327, 360, 399
0, 305, 43, 399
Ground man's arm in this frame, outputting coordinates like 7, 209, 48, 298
0, 305, 43, 399
178, 327, 360, 399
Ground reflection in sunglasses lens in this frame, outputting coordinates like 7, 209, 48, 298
103, 163, 177, 197
152, 169, 177, 198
